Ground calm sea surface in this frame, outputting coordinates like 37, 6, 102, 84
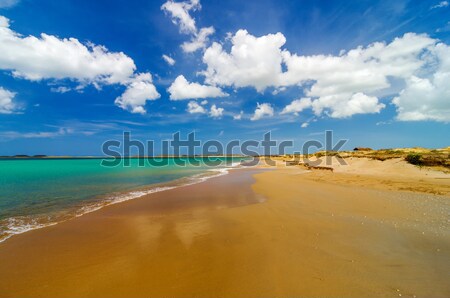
0, 157, 246, 241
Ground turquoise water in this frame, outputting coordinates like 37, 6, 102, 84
0, 157, 245, 241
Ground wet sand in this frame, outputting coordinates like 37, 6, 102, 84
0, 166, 449, 297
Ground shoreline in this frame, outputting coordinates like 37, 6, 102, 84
0, 162, 247, 243
0, 159, 448, 297
0, 167, 267, 297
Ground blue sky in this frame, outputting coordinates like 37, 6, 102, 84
0, 0, 449, 155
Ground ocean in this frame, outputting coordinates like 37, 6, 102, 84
0, 157, 247, 242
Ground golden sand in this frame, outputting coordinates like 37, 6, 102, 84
0, 160, 449, 297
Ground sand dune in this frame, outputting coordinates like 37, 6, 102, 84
293, 157, 450, 195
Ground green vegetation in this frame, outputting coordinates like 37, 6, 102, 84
405, 153, 423, 166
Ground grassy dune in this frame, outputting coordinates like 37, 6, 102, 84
281, 147, 450, 172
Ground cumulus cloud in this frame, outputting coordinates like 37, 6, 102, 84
310, 93, 385, 118
162, 54, 176, 66
181, 26, 214, 53
0, 87, 19, 114
392, 43, 450, 121
251, 103, 274, 121
0, 16, 135, 83
280, 33, 435, 88
296, 32, 437, 118
202, 29, 450, 121
114, 73, 161, 114
162, 0, 213, 53
187, 100, 206, 114
0, 15, 160, 114
161, 0, 200, 34
202, 29, 286, 91
168, 75, 228, 100
281, 98, 312, 115
209, 104, 224, 118
0, 0, 19, 8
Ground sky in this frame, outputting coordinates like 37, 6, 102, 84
0, 0, 449, 156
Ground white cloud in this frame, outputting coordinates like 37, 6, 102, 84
200, 99, 208, 105
281, 33, 436, 88
279, 33, 435, 118
202, 29, 286, 92
301, 122, 309, 128
162, 0, 215, 53
0, 0, 19, 8
181, 26, 214, 53
187, 100, 206, 114
168, 75, 228, 100
233, 110, 243, 120
392, 43, 450, 121
431, 1, 448, 9
310, 92, 385, 118
0, 15, 160, 114
281, 97, 312, 115
202, 29, 450, 121
251, 103, 274, 121
161, 0, 200, 35
392, 43, 450, 122
0, 16, 135, 84
0, 87, 19, 114
209, 104, 224, 118
114, 73, 161, 114
162, 54, 175, 66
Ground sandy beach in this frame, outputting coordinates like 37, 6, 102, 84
2, 0, 450, 296
0, 159, 449, 297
